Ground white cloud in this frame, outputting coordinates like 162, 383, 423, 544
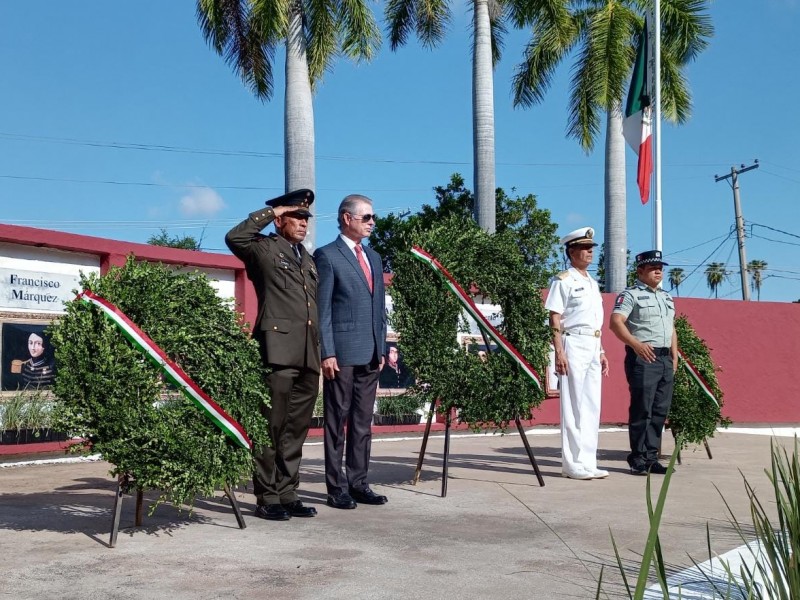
179, 187, 226, 216
565, 212, 586, 225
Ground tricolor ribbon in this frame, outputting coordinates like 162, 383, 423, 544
78, 290, 252, 449
410, 246, 542, 389
677, 349, 719, 407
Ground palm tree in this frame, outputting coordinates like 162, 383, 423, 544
668, 267, 685, 296
705, 262, 726, 299
511, 0, 712, 293
747, 259, 768, 301
385, 0, 509, 233
197, 0, 381, 250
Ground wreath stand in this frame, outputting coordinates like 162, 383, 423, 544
411, 330, 545, 496
109, 473, 246, 548
670, 430, 713, 466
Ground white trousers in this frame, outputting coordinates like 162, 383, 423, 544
559, 334, 602, 474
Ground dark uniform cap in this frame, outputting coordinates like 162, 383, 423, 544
560, 227, 598, 247
265, 189, 315, 217
635, 249, 669, 267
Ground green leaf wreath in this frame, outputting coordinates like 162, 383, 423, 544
668, 314, 730, 448
49, 257, 269, 508
389, 214, 556, 429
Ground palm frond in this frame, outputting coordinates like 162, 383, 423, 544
304, 0, 340, 82
661, 0, 713, 64
512, 17, 577, 108
415, 0, 451, 48
488, 0, 507, 65
385, 0, 418, 49
660, 52, 691, 124
197, 0, 280, 101
337, 0, 382, 62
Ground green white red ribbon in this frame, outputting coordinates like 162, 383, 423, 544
410, 246, 542, 389
78, 290, 252, 449
677, 349, 719, 407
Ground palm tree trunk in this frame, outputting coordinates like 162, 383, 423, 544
285, 7, 317, 250
472, 0, 495, 234
604, 104, 627, 293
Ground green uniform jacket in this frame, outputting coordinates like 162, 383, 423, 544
225, 207, 321, 373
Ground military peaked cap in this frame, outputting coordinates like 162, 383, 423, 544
560, 227, 598, 247
265, 189, 315, 216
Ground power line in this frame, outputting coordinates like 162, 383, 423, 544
750, 223, 800, 241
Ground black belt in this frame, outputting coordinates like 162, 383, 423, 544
627, 346, 671, 356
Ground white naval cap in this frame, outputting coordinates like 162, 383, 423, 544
560, 227, 598, 247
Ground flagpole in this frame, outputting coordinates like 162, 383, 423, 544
653, 0, 662, 251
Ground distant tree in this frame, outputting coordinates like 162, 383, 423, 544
596, 246, 634, 292
668, 267, 685, 296
747, 259, 768, 301
705, 262, 726, 298
370, 173, 559, 287
148, 229, 201, 251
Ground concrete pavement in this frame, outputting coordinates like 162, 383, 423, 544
0, 428, 794, 599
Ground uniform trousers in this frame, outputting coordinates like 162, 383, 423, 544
253, 365, 319, 505
623, 347, 674, 467
559, 334, 602, 475
323, 360, 380, 495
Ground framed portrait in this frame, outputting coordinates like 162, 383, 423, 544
460, 335, 497, 362
378, 339, 415, 392
1, 322, 57, 391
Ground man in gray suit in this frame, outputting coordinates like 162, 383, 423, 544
314, 194, 388, 509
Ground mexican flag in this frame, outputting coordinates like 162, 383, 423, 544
623, 21, 653, 205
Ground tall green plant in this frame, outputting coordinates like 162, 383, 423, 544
669, 314, 730, 448
50, 258, 269, 509
717, 437, 800, 598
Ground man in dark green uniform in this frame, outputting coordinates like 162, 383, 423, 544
226, 189, 321, 521
609, 250, 677, 476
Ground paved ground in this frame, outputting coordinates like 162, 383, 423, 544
0, 428, 794, 599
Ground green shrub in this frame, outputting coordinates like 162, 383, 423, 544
49, 257, 269, 509
376, 393, 425, 417
669, 315, 730, 448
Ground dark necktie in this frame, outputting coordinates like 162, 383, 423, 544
355, 245, 373, 293
293, 244, 302, 262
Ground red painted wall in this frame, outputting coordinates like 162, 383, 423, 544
533, 294, 800, 426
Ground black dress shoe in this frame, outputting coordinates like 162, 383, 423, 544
327, 492, 357, 510
254, 504, 291, 521
647, 462, 670, 475
629, 464, 648, 476
349, 487, 388, 505
282, 500, 317, 517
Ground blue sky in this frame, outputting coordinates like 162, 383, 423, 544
1, 1, 799, 302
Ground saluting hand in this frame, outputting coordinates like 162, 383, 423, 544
322, 357, 340, 380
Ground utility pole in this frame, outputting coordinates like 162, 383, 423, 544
714, 160, 759, 301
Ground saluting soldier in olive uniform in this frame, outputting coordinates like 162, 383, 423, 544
226, 189, 321, 521
609, 250, 677, 476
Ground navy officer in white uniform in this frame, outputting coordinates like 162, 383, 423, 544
609, 250, 677, 476
545, 227, 609, 480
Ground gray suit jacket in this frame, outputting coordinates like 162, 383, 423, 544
314, 236, 387, 366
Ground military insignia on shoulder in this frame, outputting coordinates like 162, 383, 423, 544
556, 270, 570, 280
614, 293, 626, 307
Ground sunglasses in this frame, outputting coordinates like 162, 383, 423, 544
349, 213, 377, 222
